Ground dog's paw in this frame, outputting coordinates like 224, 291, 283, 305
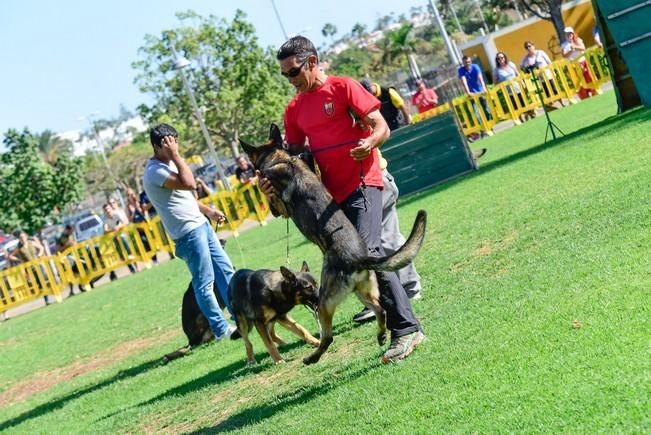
309, 340, 321, 348
303, 353, 320, 365
377, 332, 387, 347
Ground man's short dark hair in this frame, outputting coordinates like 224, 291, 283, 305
276, 36, 318, 62
150, 123, 178, 147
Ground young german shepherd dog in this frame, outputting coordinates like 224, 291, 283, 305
240, 124, 427, 365
228, 262, 320, 365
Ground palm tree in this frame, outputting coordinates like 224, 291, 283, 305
36, 129, 73, 165
379, 23, 416, 67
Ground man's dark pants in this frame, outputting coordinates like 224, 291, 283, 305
340, 186, 420, 339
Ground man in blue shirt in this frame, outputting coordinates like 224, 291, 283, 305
458, 56, 493, 136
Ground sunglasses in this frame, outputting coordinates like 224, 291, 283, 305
281, 58, 309, 78
525, 44, 533, 48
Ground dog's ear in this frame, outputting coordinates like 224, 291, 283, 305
300, 261, 309, 272
268, 124, 283, 147
279, 266, 296, 282
239, 139, 258, 165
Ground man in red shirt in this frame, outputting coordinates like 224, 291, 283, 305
411, 79, 439, 113
260, 36, 424, 363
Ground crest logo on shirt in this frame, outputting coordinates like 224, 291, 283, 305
324, 101, 335, 117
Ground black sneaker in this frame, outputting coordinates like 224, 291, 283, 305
381, 330, 425, 363
352, 307, 376, 323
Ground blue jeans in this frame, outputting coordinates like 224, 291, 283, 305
174, 221, 234, 338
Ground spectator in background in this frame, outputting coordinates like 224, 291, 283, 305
195, 178, 213, 200
235, 155, 257, 185
235, 155, 259, 215
458, 55, 493, 137
102, 202, 138, 280
127, 188, 158, 266
8, 230, 52, 305
593, 25, 603, 49
520, 41, 563, 110
562, 26, 599, 99
360, 78, 412, 130
410, 79, 439, 114
492, 51, 535, 122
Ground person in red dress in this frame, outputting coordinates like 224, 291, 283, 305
410, 79, 439, 113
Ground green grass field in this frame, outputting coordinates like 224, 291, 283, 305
1, 91, 649, 433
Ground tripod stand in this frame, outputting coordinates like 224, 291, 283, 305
529, 72, 565, 143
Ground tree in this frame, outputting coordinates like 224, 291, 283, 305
133, 10, 292, 159
377, 23, 416, 70
351, 22, 367, 40
35, 129, 73, 165
321, 23, 338, 43
520, 0, 566, 43
0, 129, 85, 234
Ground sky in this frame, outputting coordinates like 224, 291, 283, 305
0, 0, 424, 137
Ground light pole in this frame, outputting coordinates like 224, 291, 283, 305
270, 0, 288, 40
169, 43, 232, 191
428, 0, 461, 65
77, 113, 126, 208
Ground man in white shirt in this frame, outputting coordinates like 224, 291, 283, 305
143, 123, 236, 341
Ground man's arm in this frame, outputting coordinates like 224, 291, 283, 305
197, 201, 226, 225
350, 109, 390, 161
160, 136, 197, 191
460, 76, 472, 95
389, 88, 412, 124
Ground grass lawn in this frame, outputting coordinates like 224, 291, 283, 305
0, 91, 649, 433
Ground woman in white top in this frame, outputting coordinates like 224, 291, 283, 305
493, 51, 533, 121
520, 41, 559, 99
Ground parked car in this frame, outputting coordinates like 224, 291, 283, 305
75, 214, 105, 242
0, 239, 20, 271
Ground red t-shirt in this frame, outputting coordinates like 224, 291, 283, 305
411, 88, 438, 113
284, 76, 384, 204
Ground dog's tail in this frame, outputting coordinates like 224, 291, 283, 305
356, 210, 427, 272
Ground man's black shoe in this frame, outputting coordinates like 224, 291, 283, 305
230, 328, 242, 340
352, 307, 376, 323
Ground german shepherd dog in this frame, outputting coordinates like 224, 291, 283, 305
240, 124, 427, 365
228, 261, 320, 365
161, 281, 227, 363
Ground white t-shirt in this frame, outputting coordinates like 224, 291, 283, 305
143, 158, 206, 241
103, 208, 128, 231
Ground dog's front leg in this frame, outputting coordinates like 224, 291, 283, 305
238, 317, 256, 365
254, 320, 284, 364
303, 304, 334, 365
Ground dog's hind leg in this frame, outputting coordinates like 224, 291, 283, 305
278, 315, 320, 347
268, 322, 287, 347
238, 317, 256, 365
354, 272, 387, 346
254, 320, 284, 363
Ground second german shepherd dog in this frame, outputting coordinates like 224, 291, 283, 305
228, 262, 320, 365
240, 124, 427, 365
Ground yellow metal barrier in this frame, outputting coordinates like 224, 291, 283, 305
411, 103, 451, 123
0, 184, 272, 315
412, 48, 610, 135
452, 93, 497, 136
0, 255, 67, 312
